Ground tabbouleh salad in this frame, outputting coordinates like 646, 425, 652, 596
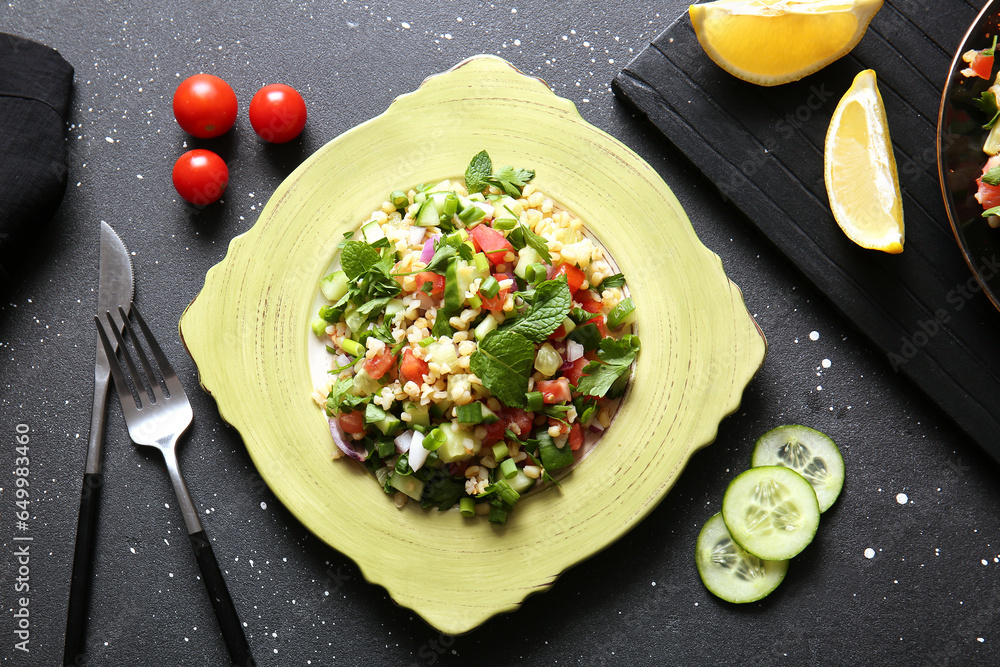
311, 151, 640, 523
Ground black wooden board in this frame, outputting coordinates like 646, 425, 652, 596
613, 0, 1000, 461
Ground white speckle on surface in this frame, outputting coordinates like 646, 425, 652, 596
864, 548, 875, 559
896, 493, 908, 505
983, 559, 989, 566
978, 638, 985, 643
809, 330, 820, 341
821, 358, 832, 368
401, 21, 410, 29
260, 501, 267, 510
130, 547, 136, 554
105, 136, 114, 143
651, 581, 656, 586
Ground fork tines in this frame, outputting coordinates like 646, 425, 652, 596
94, 304, 187, 411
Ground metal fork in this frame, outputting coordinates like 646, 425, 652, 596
96, 304, 255, 667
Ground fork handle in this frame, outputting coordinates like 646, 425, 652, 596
189, 530, 255, 667
63, 472, 103, 665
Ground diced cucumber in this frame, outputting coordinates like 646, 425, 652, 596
389, 472, 425, 501
514, 246, 543, 278
361, 220, 385, 244
320, 270, 350, 302
751, 425, 844, 513
352, 368, 381, 395
436, 422, 478, 463
508, 470, 535, 494
426, 179, 452, 193
721, 466, 820, 561
695, 513, 789, 604
415, 199, 441, 227
607, 297, 636, 330
403, 401, 430, 428
375, 414, 402, 436
384, 298, 406, 319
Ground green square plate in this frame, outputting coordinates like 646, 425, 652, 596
179, 55, 766, 634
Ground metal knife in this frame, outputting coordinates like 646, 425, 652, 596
63, 222, 133, 666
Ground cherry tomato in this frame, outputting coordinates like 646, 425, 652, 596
248, 83, 307, 143
172, 149, 229, 206
172, 74, 238, 139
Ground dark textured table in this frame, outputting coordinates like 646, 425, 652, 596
2, 1, 999, 665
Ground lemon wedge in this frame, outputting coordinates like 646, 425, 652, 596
689, 0, 884, 86
824, 69, 903, 253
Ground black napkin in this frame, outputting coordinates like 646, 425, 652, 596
0, 33, 73, 248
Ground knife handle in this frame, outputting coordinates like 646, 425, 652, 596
63, 472, 103, 666
189, 530, 255, 667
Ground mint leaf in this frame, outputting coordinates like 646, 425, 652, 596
469, 330, 535, 408
984, 166, 1000, 186
599, 273, 626, 289
488, 166, 536, 198
576, 335, 640, 398
465, 150, 493, 194
506, 279, 571, 342
421, 243, 458, 275
342, 241, 380, 280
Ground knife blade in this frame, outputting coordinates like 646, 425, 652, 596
63, 221, 133, 666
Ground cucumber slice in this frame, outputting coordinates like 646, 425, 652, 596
722, 466, 820, 561
695, 513, 789, 604
751, 425, 844, 513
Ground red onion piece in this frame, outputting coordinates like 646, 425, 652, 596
566, 340, 584, 362
419, 235, 440, 263
329, 418, 367, 461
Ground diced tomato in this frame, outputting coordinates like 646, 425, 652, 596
412, 271, 445, 296
479, 272, 513, 313
363, 349, 397, 380
561, 357, 589, 387
548, 322, 567, 340
568, 423, 584, 451
338, 410, 366, 434
502, 407, 534, 437
537, 377, 572, 404
548, 262, 585, 294
481, 420, 506, 446
469, 224, 514, 266
586, 315, 611, 338
399, 348, 428, 384
576, 289, 603, 313
964, 48, 995, 80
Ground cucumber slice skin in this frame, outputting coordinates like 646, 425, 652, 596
696, 513, 789, 604
751, 425, 844, 513
722, 466, 820, 561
